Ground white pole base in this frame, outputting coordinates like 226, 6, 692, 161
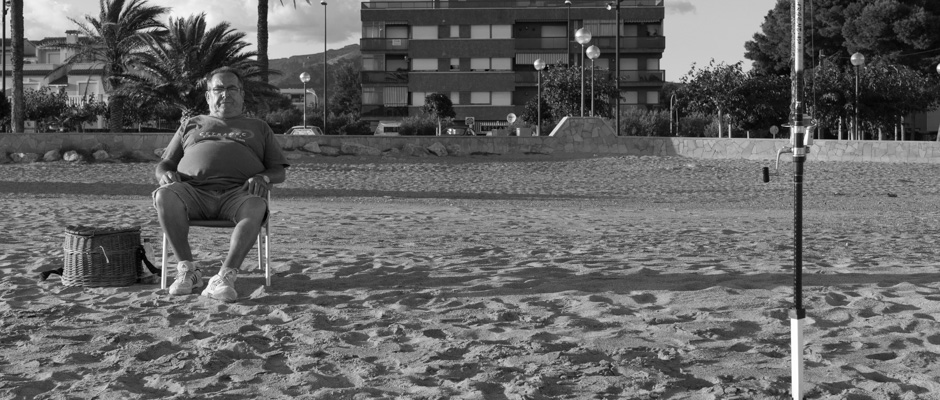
791, 317, 805, 399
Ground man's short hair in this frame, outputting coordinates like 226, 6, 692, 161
205, 67, 244, 89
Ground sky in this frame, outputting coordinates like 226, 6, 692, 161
26, 0, 778, 81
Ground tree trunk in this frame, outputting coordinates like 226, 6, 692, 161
258, 0, 269, 84
717, 110, 723, 138
109, 94, 124, 133
11, 0, 23, 133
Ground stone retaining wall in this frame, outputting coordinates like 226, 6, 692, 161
2, 118, 940, 163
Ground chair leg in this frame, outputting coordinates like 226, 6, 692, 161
264, 223, 270, 286
161, 233, 169, 289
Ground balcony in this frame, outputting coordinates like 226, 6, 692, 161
362, 104, 409, 119
515, 37, 568, 50
617, 70, 664, 83
591, 36, 665, 52
362, 0, 663, 9
361, 38, 409, 51
361, 71, 409, 84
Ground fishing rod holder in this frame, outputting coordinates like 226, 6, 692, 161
762, 123, 816, 183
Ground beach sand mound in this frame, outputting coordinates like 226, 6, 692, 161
2, 154, 940, 399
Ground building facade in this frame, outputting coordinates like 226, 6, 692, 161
360, 0, 665, 133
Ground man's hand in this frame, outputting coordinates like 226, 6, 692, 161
245, 175, 269, 197
159, 171, 180, 186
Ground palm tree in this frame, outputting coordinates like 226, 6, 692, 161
69, 0, 168, 133
258, 0, 311, 84
10, 0, 22, 133
118, 13, 279, 119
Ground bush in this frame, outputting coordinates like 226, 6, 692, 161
619, 107, 670, 136
399, 114, 438, 136
265, 107, 303, 134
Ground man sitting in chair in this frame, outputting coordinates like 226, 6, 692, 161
153, 66, 288, 302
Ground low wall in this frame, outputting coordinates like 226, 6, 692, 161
3, 121, 940, 163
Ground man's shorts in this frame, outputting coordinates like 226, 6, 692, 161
153, 182, 268, 223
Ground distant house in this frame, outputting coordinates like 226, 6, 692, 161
1, 30, 107, 129
280, 88, 318, 110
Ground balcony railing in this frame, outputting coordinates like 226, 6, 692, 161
361, 71, 410, 84
360, 38, 409, 51
591, 36, 665, 51
363, 0, 663, 9
362, 105, 410, 118
617, 70, 664, 83
515, 37, 568, 50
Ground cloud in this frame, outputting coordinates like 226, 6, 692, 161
666, 1, 696, 15
23, 0, 361, 58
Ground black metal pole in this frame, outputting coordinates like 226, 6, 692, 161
615, 2, 620, 135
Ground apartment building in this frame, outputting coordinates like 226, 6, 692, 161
1, 30, 107, 104
360, 0, 665, 133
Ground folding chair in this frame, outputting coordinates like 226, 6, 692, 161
160, 193, 271, 289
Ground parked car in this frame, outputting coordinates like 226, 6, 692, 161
284, 126, 323, 135
445, 124, 477, 136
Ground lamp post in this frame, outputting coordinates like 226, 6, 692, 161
607, 0, 622, 134
534, 58, 546, 136
936, 64, 940, 142
321, 0, 328, 135
850, 52, 865, 140
586, 45, 600, 116
300, 72, 310, 129
575, 28, 591, 117
565, 0, 572, 65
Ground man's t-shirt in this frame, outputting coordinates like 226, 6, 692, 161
163, 115, 289, 191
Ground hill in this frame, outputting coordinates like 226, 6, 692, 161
269, 44, 361, 89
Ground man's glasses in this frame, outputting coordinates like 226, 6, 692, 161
209, 86, 242, 95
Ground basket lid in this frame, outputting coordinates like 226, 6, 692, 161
65, 225, 141, 237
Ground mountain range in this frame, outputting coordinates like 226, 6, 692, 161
268, 44, 361, 89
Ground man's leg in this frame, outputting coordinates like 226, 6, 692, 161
154, 186, 204, 295
221, 196, 266, 274
202, 196, 266, 303
154, 188, 192, 261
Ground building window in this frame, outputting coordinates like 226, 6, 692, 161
412, 58, 437, 71
622, 58, 638, 70
450, 25, 460, 38
542, 25, 565, 38
412, 92, 427, 107
78, 82, 98, 95
491, 58, 511, 71
412, 25, 438, 40
362, 54, 378, 71
623, 91, 638, 104
647, 91, 660, 104
492, 25, 511, 38
470, 58, 490, 71
470, 25, 490, 39
362, 87, 379, 105
386, 25, 408, 39
450, 58, 460, 70
450, 92, 460, 105
384, 86, 408, 106
583, 20, 617, 37
492, 92, 511, 106
363, 22, 384, 38
470, 92, 490, 104
646, 59, 660, 70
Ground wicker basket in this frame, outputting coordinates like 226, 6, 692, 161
62, 225, 141, 287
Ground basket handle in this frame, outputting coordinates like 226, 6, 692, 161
97, 246, 110, 264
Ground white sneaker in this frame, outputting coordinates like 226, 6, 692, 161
201, 269, 238, 303
168, 261, 203, 295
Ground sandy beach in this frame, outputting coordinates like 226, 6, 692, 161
2, 153, 940, 399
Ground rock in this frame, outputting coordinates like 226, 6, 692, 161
284, 152, 303, 160
302, 142, 321, 153
444, 143, 466, 157
63, 150, 84, 162
320, 146, 340, 156
93, 149, 110, 161
530, 145, 555, 155
340, 142, 381, 156
382, 148, 401, 157
0, 152, 11, 164
11, 152, 39, 163
153, 147, 166, 158
43, 149, 62, 162
91, 143, 109, 152
401, 143, 428, 157
427, 142, 448, 157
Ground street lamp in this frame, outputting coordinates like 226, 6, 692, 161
850, 52, 865, 140
299, 72, 310, 128
607, 0, 623, 135
575, 28, 591, 117
534, 58, 546, 136
565, 0, 572, 66
321, 0, 328, 135
586, 45, 600, 116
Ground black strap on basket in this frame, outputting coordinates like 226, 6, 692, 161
136, 246, 161, 276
